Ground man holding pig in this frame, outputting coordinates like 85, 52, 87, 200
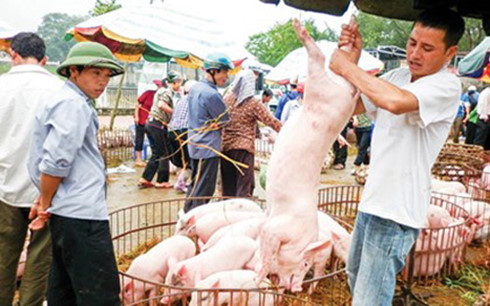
329, 8, 465, 305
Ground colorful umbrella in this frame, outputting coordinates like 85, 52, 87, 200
458, 37, 490, 81
65, 4, 250, 69
265, 40, 384, 82
0, 21, 18, 52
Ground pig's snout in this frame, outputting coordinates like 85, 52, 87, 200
160, 296, 170, 305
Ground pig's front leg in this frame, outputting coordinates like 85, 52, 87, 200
255, 227, 289, 284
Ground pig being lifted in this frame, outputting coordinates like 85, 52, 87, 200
256, 19, 356, 292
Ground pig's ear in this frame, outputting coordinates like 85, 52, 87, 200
302, 240, 331, 258
331, 232, 340, 243
124, 280, 133, 292
186, 215, 196, 227
211, 280, 220, 289
177, 264, 187, 278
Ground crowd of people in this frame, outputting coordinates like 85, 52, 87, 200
450, 84, 490, 147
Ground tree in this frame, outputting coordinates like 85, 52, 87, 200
357, 12, 485, 52
245, 18, 338, 67
357, 12, 412, 49
37, 13, 87, 62
90, 0, 122, 17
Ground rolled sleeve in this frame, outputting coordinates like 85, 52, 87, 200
39, 99, 90, 178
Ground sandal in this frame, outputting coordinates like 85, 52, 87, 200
154, 182, 173, 189
137, 181, 154, 189
333, 164, 345, 170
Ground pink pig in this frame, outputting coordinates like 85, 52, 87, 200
121, 235, 196, 304
188, 211, 264, 244
175, 198, 263, 235
161, 236, 258, 304
190, 270, 274, 306
256, 19, 354, 292
202, 218, 265, 252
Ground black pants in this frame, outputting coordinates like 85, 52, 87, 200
333, 126, 349, 166
134, 123, 146, 151
184, 157, 219, 213
474, 119, 490, 148
354, 127, 371, 166
221, 150, 255, 198
168, 128, 191, 169
142, 121, 170, 183
465, 121, 477, 144
48, 215, 120, 306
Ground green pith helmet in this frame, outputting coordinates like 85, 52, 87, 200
203, 52, 234, 71
57, 42, 125, 77
166, 70, 182, 83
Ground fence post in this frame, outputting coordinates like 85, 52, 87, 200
109, 62, 128, 131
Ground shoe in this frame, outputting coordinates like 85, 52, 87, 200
333, 164, 345, 170
134, 161, 146, 167
155, 182, 173, 189
137, 181, 154, 189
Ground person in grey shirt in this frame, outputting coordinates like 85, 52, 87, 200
27, 42, 124, 306
184, 52, 234, 212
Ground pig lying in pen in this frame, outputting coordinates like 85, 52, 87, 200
256, 19, 357, 292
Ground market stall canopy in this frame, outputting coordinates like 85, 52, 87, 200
265, 40, 383, 83
458, 37, 490, 83
0, 21, 18, 52
260, 0, 490, 35
65, 4, 251, 69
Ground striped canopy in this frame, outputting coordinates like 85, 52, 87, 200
0, 21, 18, 52
65, 4, 250, 69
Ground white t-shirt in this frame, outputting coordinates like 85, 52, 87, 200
359, 67, 461, 228
0, 65, 63, 207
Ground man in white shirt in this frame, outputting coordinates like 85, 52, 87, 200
329, 8, 464, 305
0, 33, 62, 306
474, 86, 490, 147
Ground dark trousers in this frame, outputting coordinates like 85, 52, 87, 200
142, 122, 170, 183
221, 150, 255, 198
474, 119, 490, 148
354, 127, 371, 166
184, 157, 220, 213
465, 121, 477, 144
134, 123, 146, 151
168, 128, 191, 169
0, 201, 51, 306
48, 215, 120, 306
334, 126, 349, 166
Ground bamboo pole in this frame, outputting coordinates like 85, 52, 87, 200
109, 62, 128, 131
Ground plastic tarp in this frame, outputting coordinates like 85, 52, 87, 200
265, 40, 384, 82
65, 4, 250, 67
458, 37, 490, 81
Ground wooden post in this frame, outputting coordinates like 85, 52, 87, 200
109, 62, 128, 131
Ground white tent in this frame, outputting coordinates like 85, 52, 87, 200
265, 40, 384, 82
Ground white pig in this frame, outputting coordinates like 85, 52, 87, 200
202, 218, 265, 252
256, 19, 355, 292
189, 211, 264, 243
430, 178, 466, 195
175, 199, 263, 235
190, 270, 274, 306
121, 235, 196, 304
162, 236, 258, 304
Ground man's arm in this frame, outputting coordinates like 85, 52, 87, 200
331, 55, 418, 115
39, 173, 62, 211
